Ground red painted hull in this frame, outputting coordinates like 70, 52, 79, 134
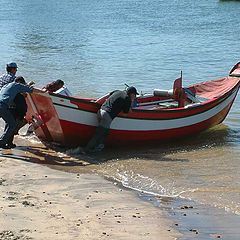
25, 66, 240, 147
52, 100, 234, 146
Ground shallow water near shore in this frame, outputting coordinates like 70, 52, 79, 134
91, 125, 240, 216
3, 122, 239, 217
76, 127, 240, 216
0, 0, 240, 238
1, 131, 240, 239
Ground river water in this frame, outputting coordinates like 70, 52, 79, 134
0, 0, 240, 217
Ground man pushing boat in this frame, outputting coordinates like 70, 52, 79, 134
84, 86, 138, 153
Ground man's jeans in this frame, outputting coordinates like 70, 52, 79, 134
0, 103, 16, 146
98, 109, 112, 128
85, 109, 112, 152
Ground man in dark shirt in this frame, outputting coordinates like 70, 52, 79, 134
85, 86, 138, 153
43, 79, 64, 92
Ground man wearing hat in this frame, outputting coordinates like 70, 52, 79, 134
85, 86, 138, 153
0, 62, 18, 89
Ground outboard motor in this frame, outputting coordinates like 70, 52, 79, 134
153, 89, 174, 97
153, 76, 187, 107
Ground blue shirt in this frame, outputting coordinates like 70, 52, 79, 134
0, 82, 33, 107
0, 73, 16, 89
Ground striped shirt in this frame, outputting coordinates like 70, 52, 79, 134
0, 73, 16, 89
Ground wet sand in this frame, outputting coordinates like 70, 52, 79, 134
140, 194, 240, 240
1, 136, 240, 240
0, 149, 180, 240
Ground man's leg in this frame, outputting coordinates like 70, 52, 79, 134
85, 126, 108, 152
0, 107, 17, 147
85, 110, 112, 152
6, 118, 24, 148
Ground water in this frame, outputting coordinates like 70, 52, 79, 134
0, 0, 240, 216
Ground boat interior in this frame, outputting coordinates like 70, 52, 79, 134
132, 75, 240, 110
49, 69, 240, 111
133, 88, 204, 110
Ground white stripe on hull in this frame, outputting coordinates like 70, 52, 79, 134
52, 89, 237, 131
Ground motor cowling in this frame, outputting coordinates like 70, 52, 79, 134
153, 89, 173, 97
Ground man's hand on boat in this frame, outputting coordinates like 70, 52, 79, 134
27, 80, 35, 86
25, 81, 47, 93
31, 87, 47, 93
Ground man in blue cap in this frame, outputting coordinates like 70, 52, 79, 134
85, 86, 138, 153
0, 62, 18, 89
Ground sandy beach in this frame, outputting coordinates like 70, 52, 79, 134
0, 150, 180, 240
1, 0, 240, 239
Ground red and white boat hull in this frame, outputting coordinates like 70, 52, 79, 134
26, 79, 239, 147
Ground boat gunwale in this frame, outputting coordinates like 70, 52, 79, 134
49, 82, 239, 122
48, 77, 239, 105
47, 76, 240, 109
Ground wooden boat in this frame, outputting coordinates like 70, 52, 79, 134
25, 62, 240, 147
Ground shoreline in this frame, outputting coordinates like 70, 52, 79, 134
104, 174, 240, 240
140, 193, 240, 240
0, 155, 180, 240
1, 138, 240, 239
